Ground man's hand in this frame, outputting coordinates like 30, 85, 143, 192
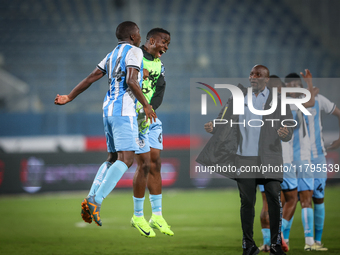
54, 94, 71, 105
204, 121, 213, 133
277, 126, 289, 139
327, 139, 340, 151
143, 105, 157, 124
300, 69, 312, 84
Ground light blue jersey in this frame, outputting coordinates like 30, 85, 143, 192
290, 101, 311, 162
97, 42, 143, 117
305, 94, 336, 159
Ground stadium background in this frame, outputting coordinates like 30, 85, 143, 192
1, 0, 340, 194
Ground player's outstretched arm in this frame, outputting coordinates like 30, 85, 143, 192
327, 107, 340, 151
54, 68, 105, 105
126, 67, 157, 123
300, 69, 315, 108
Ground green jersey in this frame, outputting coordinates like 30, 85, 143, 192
142, 56, 162, 103
138, 46, 166, 111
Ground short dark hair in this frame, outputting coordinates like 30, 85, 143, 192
146, 28, 170, 40
269, 75, 285, 88
116, 21, 138, 41
284, 73, 301, 84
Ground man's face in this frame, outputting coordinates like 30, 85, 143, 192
131, 27, 142, 47
249, 66, 269, 93
149, 33, 171, 58
285, 79, 303, 98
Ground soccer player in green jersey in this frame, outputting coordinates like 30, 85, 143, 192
130, 28, 173, 237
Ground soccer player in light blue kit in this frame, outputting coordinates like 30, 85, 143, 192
285, 71, 329, 251
259, 71, 316, 252
304, 79, 340, 251
54, 21, 157, 227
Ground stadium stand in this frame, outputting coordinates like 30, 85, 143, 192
0, 0, 340, 136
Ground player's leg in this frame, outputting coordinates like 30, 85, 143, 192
85, 150, 134, 226
131, 151, 156, 238
146, 118, 163, 197
299, 188, 314, 245
145, 119, 173, 236
281, 189, 298, 244
85, 116, 138, 227
295, 159, 317, 250
280, 165, 298, 248
147, 148, 173, 236
147, 148, 162, 195
81, 152, 117, 224
89, 152, 117, 196
131, 123, 156, 237
133, 152, 150, 216
313, 179, 326, 244
259, 185, 271, 252
312, 155, 328, 250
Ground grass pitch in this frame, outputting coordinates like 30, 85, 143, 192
1, 186, 340, 255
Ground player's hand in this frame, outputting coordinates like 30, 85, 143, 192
326, 139, 340, 151
277, 126, 289, 139
54, 94, 71, 105
143, 104, 157, 124
300, 69, 312, 84
143, 69, 149, 80
204, 121, 213, 133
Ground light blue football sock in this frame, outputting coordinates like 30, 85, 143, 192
149, 194, 162, 215
88, 161, 112, 197
301, 208, 314, 238
94, 160, 128, 204
133, 196, 145, 217
261, 228, 271, 246
314, 203, 325, 242
281, 218, 289, 236
283, 216, 294, 240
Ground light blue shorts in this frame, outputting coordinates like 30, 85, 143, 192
103, 116, 139, 152
259, 184, 265, 192
311, 155, 327, 198
135, 118, 163, 154
294, 160, 314, 192
259, 163, 297, 192
281, 163, 298, 191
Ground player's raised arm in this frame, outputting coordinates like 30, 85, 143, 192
300, 69, 315, 108
126, 67, 157, 123
54, 67, 105, 105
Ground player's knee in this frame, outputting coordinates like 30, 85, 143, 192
139, 161, 150, 177
290, 194, 299, 204
107, 152, 118, 163
300, 199, 312, 208
122, 159, 132, 168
